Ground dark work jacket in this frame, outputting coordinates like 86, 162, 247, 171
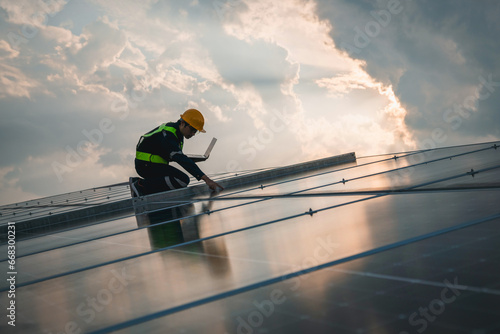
136, 120, 205, 180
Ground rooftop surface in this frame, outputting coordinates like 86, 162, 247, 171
1, 142, 500, 334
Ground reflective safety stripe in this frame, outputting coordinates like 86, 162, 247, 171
165, 176, 175, 190
142, 124, 183, 150
169, 150, 182, 159
136, 123, 184, 163
175, 177, 188, 188
136, 151, 169, 164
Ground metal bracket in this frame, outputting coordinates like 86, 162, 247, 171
466, 168, 477, 177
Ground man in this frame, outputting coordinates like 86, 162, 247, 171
130, 109, 223, 197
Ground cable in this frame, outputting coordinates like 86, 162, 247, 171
4, 144, 497, 258
3, 163, 499, 291
89, 212, 500, 334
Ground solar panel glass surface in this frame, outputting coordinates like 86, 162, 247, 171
1, 142, 499, 334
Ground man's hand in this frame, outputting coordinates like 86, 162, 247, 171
201, 175, 224, 192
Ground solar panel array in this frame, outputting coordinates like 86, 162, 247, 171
1, 142, 499, 334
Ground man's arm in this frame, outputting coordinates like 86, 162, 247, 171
172, 153, 224, 191
161, 131, 223, 191
170, 152, 205, 180
160, 131, 205, 180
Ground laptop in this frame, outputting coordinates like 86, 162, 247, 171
186, 137, 217, 162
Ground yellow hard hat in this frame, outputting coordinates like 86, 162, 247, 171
180, 109, 206, 133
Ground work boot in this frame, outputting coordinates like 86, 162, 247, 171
129, 177, 144, 197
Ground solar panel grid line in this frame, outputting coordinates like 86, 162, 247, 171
4, 195, 129, 220
0, 153, 375, 246
0, 185, 126, 211
0, 150, 449, 258
285, 292, 414, 334
89, 214, 500, 332
355, 140, 500, 159
0, 153, 360, 228
0, 191, 84, 210
0, 150, 496, 254
209, 167, 274, 176
0, 192, 130, 220
86, 212, 500, 334
121, 254, 497, 333
350, 228, 498, 272
215, 148, 444, 198
6, 143, 500, 333
3, 202, 113, 209
318, 286, 497, 334
169, 230, 500, 298
289, 166, 500, 217
5, 162, 499, 291
314, 228, 500, 333
130, 152, 357, 215
1, 142, 481, 226
0, 165, 343, 217
221, 154, 393, 194
289, 144, 498, 196
260, 308, 358, 334
3, 146, 497, 261
330, 269, 500, 296
1, 152, 356, 220
297, 272, 462, 325
14, 189, 130, 210
0, 193, 261, 260
0, 186, 131, 223
137, 146, 487, 214
0, 207, 136, 248
0, 177, 236, 230
405, 164, 500, 189
140, 157, 361, 205
1, 205, 313, 291
3, 140, 487, 211
1, 181, 494, 280
3, 200, 135, 236
190, 185, 500, 200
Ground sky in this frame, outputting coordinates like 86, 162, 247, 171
0, 0, 499, 205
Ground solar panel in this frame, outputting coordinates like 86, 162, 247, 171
1, 142, 499, 333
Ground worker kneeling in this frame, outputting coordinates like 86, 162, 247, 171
130, 109, 223, 197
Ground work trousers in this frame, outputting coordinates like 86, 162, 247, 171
135, 159, 190, 195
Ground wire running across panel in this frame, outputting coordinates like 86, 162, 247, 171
2, 194, 373, 288
115, 217, 500, 334
1, 154, 362, 257
1, 142, 499, 334
8, 143, 498, 288
0, 184, 130, 223
12, 189, 498, 333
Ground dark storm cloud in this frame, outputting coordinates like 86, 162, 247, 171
315, 0, 500, 145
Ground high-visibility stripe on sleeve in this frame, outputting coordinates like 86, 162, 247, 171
169, 151, 182, 159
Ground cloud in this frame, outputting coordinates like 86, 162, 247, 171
224, 1, 352, 71
0, 0, 235, 203
200, 99, 231, 123
219, 0, 415, 158
0, 0, 67, 27
315, 66, 374, 98
0, 63, 37, 98
1, 0, 499, 205
0, 166, 39, 205
315, 0, 500, 147
0, 39, 36, 98
68, 18, 127, 75
0, 39, 19, 58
